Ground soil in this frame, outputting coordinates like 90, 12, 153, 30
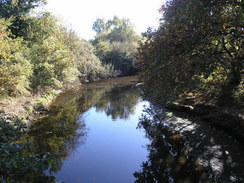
0, 96, 35, 120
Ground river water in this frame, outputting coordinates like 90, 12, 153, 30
17, 76, 244, 182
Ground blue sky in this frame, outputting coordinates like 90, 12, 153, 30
44, 0, 165, 40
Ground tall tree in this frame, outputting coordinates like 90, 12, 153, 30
92, 16, 141, 76
140, 0, 243, 105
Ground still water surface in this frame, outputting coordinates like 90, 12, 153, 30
19, 76, 244, 182
37, 76, 149, 182
54, 102, 149, 182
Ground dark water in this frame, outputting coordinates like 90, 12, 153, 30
134, 106, 244, 183
5, 76, 244, 183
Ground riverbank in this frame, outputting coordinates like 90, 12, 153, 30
0, 75, 144, 183
1, 75, 243, 182
165, 102, 244, 143
0, 76, 139, 123
139, 102, 244, 182
0, 89, 62, 123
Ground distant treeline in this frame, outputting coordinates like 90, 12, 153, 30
0, 0, 140, 97
140, 0, 243, 106
91, 16, 141, 76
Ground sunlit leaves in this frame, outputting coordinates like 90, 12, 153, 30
0, 18, 31, 96
92, 16, 141, 76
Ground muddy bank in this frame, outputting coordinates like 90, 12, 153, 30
166, 103, 244, 143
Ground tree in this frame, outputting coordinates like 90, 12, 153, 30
0, 0, 46, 18
92, 16, 141, 76
56, 25, 118, 82
0, 0, 47, 37
92, 18, 108, 34
0, 18, 31, 96
140, 0, 243, 105
23, 13, 79, 91
0, 1, 120, 98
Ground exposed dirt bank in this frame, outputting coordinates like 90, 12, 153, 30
0, 91, 60, 123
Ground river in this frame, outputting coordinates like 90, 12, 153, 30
10, 76, 244, 182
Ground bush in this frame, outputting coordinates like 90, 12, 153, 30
0, 19, 32, 97
0, 118, 54, 182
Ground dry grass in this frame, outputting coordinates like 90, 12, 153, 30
0, 96, 36, 119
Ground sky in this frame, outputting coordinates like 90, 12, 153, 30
43, 0, 165, 40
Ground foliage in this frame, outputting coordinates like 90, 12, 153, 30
0, 118, 55, 182
1, 9, 116, 97
0, 18, 31, 96
140, 0, 244, 105
22, 13, 77, 90
35, 89, 57, 109
0, 0, 46, 18
92, 16, 141, 76
0, 0, 47, 37
61, 31, 118, 82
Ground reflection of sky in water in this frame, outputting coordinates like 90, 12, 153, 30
54, 101, 150, 183
5, 76, 243, 182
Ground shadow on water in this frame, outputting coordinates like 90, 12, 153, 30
134, 104, 244, 183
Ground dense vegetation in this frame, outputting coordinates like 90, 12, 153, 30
140, 0, 243, 106
92, 16, 141, 76
1, 0, 242, 181
0, 0, 119, 97
0, 118, 55, 182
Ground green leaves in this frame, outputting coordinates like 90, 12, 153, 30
0, 0, 47, 18
1, 10, 118, 97
0, 118, 55, 182
92, 16, 141, 76
140, 0, 243, 105
0, 19, 31, 96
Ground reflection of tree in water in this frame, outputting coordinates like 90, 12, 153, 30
11, 76, 141, 182
17, 95, 88, 182
134, 107, 211, 183
95, 85, 141, 120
